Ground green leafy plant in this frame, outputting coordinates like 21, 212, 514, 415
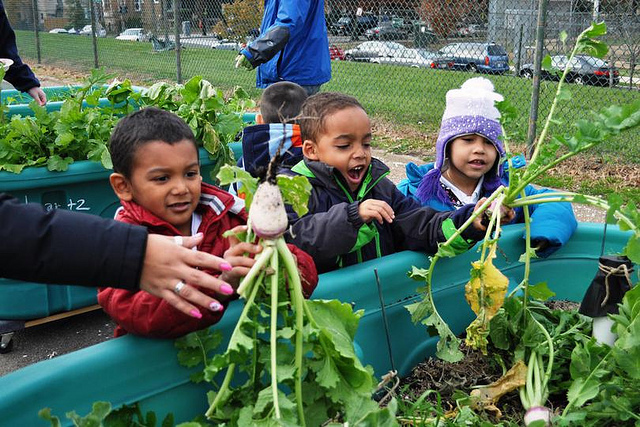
0, 69, 135, 173
556, 284, 640, 426
139, 77, 254, 181
0, 73, 252, 175
407, 21, 639, 424
179, 164, 397, 426
39, 401, 174, 427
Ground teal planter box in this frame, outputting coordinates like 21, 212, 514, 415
1, 85, 146, 116
0, 223, 632, 426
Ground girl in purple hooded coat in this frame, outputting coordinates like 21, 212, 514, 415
398, 77, 577, 257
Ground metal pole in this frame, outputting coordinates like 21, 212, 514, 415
174, 0, 182, 83
526, 0, 549, 158
31, 0, 41, 63
516, 23, 524, 76
90, 0, 99, 68
373, 269, 396, 373
161, 0, 168, 43
150, 0, 158, 34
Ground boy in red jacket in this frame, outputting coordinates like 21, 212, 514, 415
98, 107, 318, 338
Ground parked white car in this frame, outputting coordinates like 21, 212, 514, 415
79, 24, 106, 37
116, 28, 149, 42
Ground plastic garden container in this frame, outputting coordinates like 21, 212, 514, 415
0, 223, 633, 426
0, 85, 146, 116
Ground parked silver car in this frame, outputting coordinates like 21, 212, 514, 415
344, 41, 406, 62
371, 48, 453, 69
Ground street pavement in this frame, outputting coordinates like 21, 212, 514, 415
0, 309, 115, 377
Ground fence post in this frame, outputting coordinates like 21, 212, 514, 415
526, 0, 549, 158
90, 0, 99, 68
31, 0, 41, 63
161, 0, 169, 42
174, 0, 182, 83
516, 23, 524, 76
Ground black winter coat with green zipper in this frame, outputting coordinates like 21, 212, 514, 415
281, 158, 485, 274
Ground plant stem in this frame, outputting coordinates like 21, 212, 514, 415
453, 188, 505, 247
205, 266, 264, 419
268, 243, 281, 420
507, 144, 597, 200
510, 193, 637, 231
521, 190, 533, 319
276, 238, 306, 426
528, 27, 587, 167
236, 246, 274, 297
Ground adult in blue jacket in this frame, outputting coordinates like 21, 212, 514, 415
0, 0, 46, 105
234, 0, 331, 95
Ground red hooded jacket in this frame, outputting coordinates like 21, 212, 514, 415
98, 183, 318, 338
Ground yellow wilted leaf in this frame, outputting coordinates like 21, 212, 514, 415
464, 256, 509, 317
464, 245, 509, 353
471, 360, 527, 407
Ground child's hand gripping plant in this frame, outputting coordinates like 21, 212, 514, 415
206, 160, 398, 425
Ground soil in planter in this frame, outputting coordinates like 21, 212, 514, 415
394, 300, 581, 425
396, 342, 523, 424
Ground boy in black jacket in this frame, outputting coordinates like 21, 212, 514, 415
282, 92, 513, 274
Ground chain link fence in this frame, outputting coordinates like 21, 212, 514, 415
5, 0, 640, 159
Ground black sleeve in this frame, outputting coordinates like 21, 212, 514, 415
0, 1, 40, 92
244, 26, 290, 68
285, 199, 361, 268
388, 184, 485, 253
0, 193, 147, 290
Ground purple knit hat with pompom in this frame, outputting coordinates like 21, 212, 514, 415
417, 77, 506, 205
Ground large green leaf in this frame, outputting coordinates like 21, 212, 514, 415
277, 175, 311, 217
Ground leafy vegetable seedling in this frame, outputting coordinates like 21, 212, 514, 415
206, 158, 397, 425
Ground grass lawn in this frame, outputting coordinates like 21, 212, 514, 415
14, 32, 640, 203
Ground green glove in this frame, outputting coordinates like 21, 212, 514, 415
235, 54, 253, 70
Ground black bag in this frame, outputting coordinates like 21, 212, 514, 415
579, 255, 634, 317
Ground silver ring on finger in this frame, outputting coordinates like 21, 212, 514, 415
174, 235, 184, 246
173, 280, 186, 294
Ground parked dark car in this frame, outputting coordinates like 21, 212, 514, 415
344, 41, 406, 62
371, 48, 453, 70
330, 14, 378, 37
438, 42, 509, 74
365, 22, 407, 41
519, 54, 620, 86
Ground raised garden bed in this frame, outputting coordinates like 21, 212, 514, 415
0, 223, 633, 425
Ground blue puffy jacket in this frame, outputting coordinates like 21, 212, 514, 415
398, 161, 578, 258
239, 0, 331, 88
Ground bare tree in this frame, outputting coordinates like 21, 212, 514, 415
419, 0, 488, 37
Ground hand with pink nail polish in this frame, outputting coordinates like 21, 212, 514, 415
219, 225, 263, 290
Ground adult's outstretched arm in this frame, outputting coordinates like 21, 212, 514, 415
0, 193, 234, 317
